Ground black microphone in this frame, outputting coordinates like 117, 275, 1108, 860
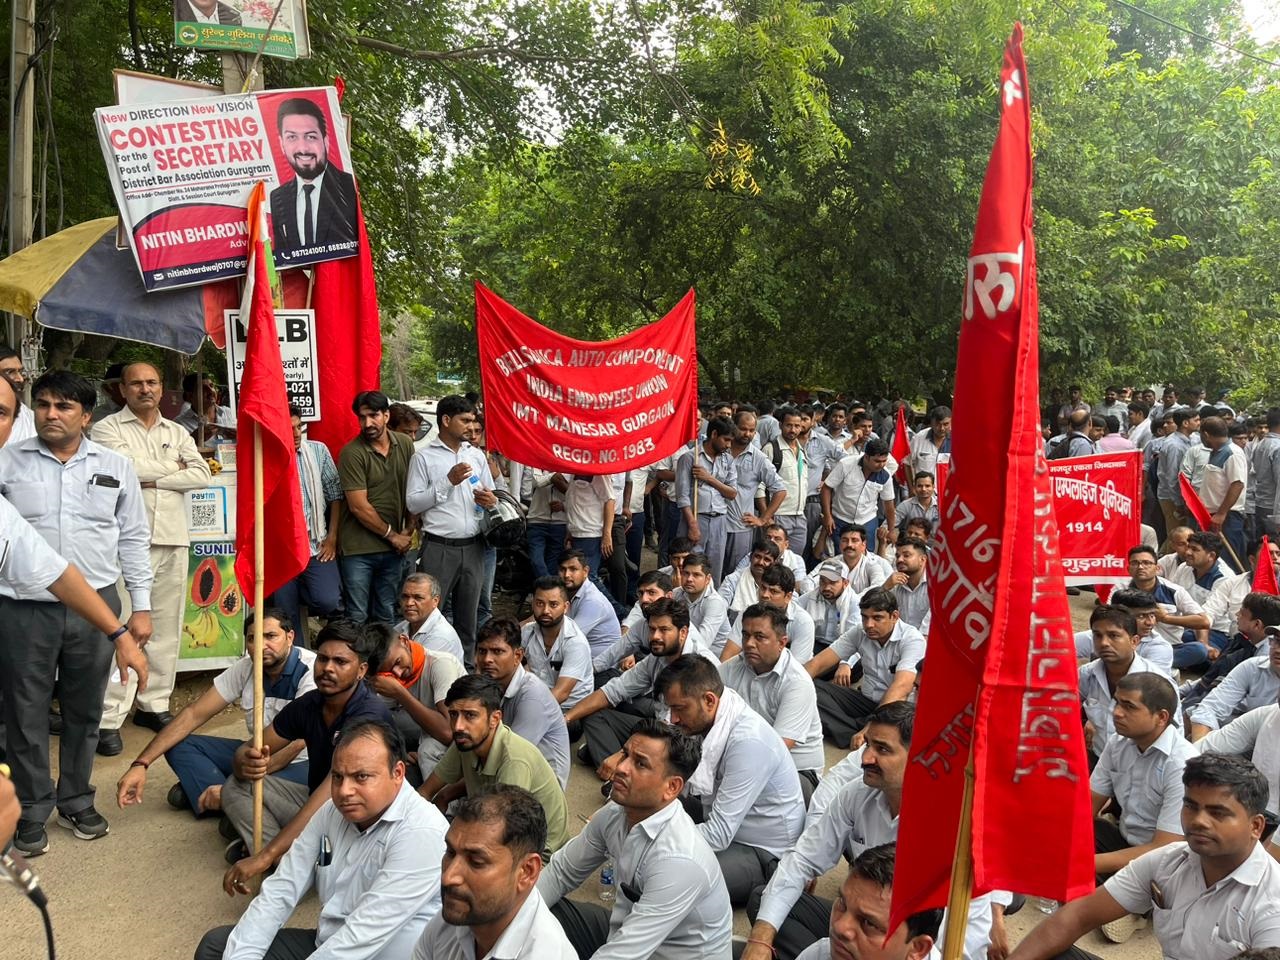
1, 842, 47, 909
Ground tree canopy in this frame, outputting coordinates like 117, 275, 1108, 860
3, 0, 1278, 405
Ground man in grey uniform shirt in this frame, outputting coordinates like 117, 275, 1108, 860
538, 720, 733, 959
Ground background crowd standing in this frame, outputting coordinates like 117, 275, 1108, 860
2, 359, 1280, 960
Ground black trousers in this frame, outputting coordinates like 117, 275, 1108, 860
420, 536, 485, 666
746, 884, 829, 960
194, 926, 317, 960
0, 590, 118, 822
814, 680, 877, 747
579, 709, 645, 767
550, 900, 612, 960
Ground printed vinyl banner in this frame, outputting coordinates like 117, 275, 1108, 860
95, 86, 358, 291
223, 308, 320, 421
1048, 450, 1143, 584
174, 0, 311, 61
475, 283, 699, 474
180, 540, 246, 671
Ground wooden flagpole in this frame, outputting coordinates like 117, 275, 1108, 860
252, 422, 265, 854
942, 753, 977, 960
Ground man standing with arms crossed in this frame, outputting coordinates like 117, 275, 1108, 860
93, 362, 210, 753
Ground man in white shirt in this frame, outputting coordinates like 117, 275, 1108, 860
722, 564, 817, 665
1090, 672, 1194, 916
1008, 754, 1280, 960
785, 844, 943, 960
197, 719, 449, 960
1189, 635, 1280, 740
656, 653, 806, 905
830, 525, 894, 595
406, 395, 495, 667
0, 370, 154, 851
538, 720, 733, 959
806, 589, 926, 749
115, 608, 314, 818
391, 572, 464, 663
907, 406, 951, 481
523, 466, 569, 578
413, 785, 576, 960
1199, 415, 1249, 571
720, 603, 824, 799
729, 522, 810, 594
564, 473, 617, 590
718, 539, 780, 615
822, 440, 896, 551
760, 407, 809, 551
93, 362, 211, 747
521, 577, 594, 713
1125, 544, 1210, 668
798, 558, 860, 655
674, 553, 732, 655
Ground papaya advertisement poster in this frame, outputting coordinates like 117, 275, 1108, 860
181, 540, 246, 667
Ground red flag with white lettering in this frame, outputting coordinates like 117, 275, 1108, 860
888, 24, 1094, 935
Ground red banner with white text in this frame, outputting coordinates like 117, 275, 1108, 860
889, 24, 1095, 938
1048, 451, 1143, 584
475, 283, 699, 474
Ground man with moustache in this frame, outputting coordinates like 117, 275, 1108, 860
474, 618, 570, 788
829, 525, 893, 595
196, 719, 447, 960
412, 786, 576, 960
798, 559, 861, 657
724, 409, 786, 574
538, 720, 734, 959
269, 97, 357, 259
371, 621, 465, 777
221, 620, 392, 881
419, 675, 569, 853
93, 361, 211, 751
558, 550, 622, 661
394, 573, 465, 662
881, 537, 932, 634
338, 391, 415, 624
567, 598, 718, 778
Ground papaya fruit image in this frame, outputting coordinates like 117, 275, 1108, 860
218, 585, 242, 617
190, 557, 222, 608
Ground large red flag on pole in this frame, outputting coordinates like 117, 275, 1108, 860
888, 24, 1094, 946
235, 182, 311, 856
1255, 535, 1278, 594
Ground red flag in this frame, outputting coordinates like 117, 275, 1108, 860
233, 182, 310, 599
307, 198, 383, 459
1254, 535, 1278, 594
1179, 472, 1213, 531
889, 24, 1094, 935
892, 405, 911, 482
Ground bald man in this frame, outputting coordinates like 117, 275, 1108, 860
92, 362, 211, 754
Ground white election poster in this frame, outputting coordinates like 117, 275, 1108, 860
94, 86, 358, 291
223, 309, 320, 422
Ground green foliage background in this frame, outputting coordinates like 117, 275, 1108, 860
3, 0, 1278, 405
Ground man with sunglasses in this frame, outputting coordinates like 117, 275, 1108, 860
536, 719, 733, 959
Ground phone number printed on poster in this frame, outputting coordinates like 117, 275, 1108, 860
224, 308, 321, 422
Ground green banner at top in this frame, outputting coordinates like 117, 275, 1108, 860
173, 0, 310, 61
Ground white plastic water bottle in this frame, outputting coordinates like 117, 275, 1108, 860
468, 474, 485, 518
598, 858, 615, 901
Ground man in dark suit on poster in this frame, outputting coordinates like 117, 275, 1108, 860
174, 0, 242, 25
269, 98, 358, 260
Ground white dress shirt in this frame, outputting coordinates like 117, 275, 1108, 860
0, 435, 152, 607
405, 438, 491, 538
823, 455, 895, 524
1105, 841, 1280, 958
1090, 727, 1196, 844
225, 781, 447, 960
9, 404, 34, 443
843, 551, 894, 594
732, 547, 810, 593
397, 611, 465, 662
798, 585, 860, 651
1197, 704, 1280, 817
521, 616, 594, 711
829, 620, 927, 700
564, 474, 613, 539
1189, 657, 1280, 731
1079, 653, 1180, 742
719, 648, 824, 773
537, 800, 733, 959
0, 493, 68, 596
412, 889, 575, 960
691, 702, 805, 857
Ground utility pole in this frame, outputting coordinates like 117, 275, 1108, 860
8, 0, 34, 352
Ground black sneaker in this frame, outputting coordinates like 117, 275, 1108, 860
167, 782, 191, 811
13, 820, 48, 857
224, 838, 249, 864
218, 815, 238, 841
57, 806, 109, 840
132, 710, 174, 732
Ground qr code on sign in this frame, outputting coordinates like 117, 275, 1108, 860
191, 502, 219, 529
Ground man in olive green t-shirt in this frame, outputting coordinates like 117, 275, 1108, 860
419, 675, 570, 854
337, 390, 416, 624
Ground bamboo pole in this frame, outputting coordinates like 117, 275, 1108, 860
941, 754, 977, 960
251, 422, 265, 854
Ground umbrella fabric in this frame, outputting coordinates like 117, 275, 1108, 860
0, 218, 223, 354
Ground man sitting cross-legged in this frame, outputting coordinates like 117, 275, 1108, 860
196, 718, 448, 960
116, 607, 314, 818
